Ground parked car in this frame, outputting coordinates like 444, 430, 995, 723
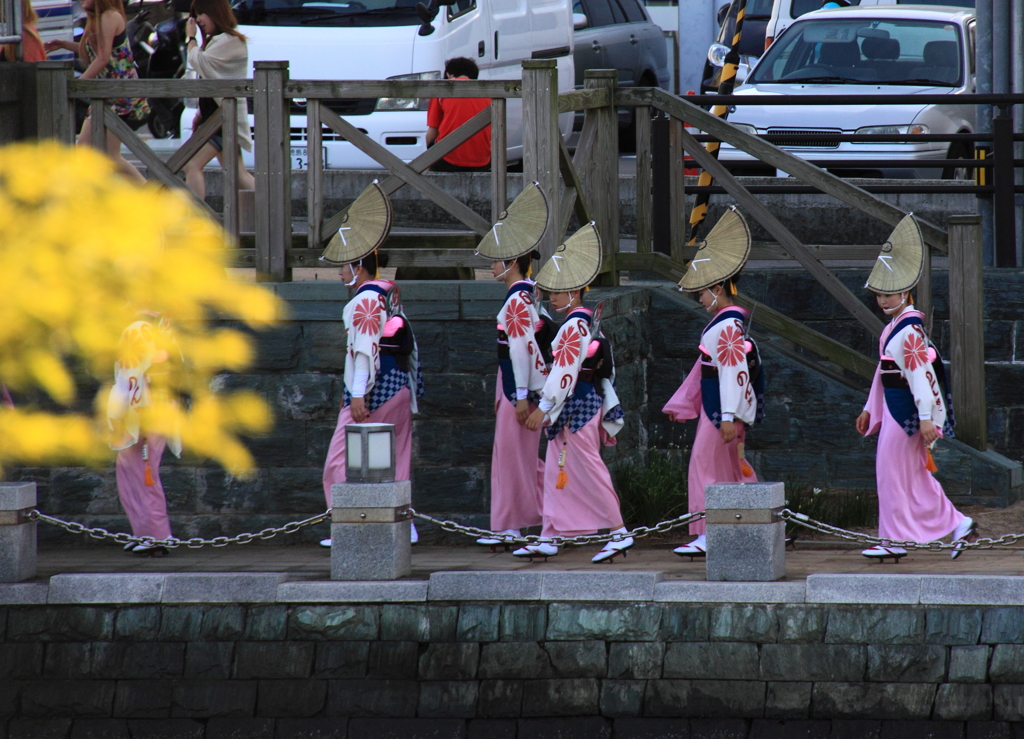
701, 0, 775, 93
763, 0, 973, 51
571, 0, 669, 149
203, 0, 575, 169
718, 5, 976, 179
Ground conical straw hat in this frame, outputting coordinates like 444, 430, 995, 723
535, 222, 602, 293
678, 207, 751, 292
865, 214, 923, 294
475, 182, 549, 261
321, 181, 393, 264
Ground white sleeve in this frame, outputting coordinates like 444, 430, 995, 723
891, 325, 935, 420
351, 354, 371, 397
503, 291, 536, 394
710, 318, 747, 417
538, 317, 590, 424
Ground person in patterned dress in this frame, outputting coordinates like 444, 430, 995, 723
319, 248, 423, 547
473, 183, 552, 549
663, 208, 763, 558
520, 223, 632, 564
856, 215, 975, 561
46, 0, 149, 183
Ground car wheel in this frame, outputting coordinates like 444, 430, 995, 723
619, 74, 657, 153
148, 112, 173, 140
942, 142, 973, 181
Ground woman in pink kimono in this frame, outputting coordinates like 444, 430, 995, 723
107, 313, 182, 555
855, 215, 974, 561
473, 184, 552, 548
663, 208, 762, 558
320, 184, 423, 547
521, 223, 632, 564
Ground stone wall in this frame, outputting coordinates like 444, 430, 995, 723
4, 593, 1024, 734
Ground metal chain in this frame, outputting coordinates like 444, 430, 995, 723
408, 507, 706, 546
27, 509, 331, 549
781, 509, 1023, 551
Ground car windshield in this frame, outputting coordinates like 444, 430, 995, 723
232, 0, 419, 27
749, 17, 963, 86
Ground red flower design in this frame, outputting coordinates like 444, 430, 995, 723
505, 298, 531, 339
717, 323, 746, 367
903, 331, 929, 372
554, 325, 582, 367
352, 298, 382, 335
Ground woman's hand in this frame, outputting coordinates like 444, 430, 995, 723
919, 418, 939, 445
515, 399, 530, 426
719, 420, 736, 443
192, 112, 202, 131
525, 408, 546, 432
44, 39, 72, 52
855, 410, 870, 436
186, 17, 198, 39
349, 396, 369, 423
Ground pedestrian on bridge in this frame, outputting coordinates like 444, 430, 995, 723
319, 183, 423, 548
663, 207, 763, 559
856, 215, 975, 561
522, 223, 632, 564
182, 0, 256, 200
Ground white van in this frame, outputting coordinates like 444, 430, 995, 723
33, 0, 75, 61
194, 0, 575, 169
764, 0, 972, 49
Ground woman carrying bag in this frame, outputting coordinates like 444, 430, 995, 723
183, 0, 256, 200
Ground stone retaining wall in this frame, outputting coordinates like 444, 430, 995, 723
4, 573, 1024, 734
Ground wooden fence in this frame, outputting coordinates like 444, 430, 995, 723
28, 59, 987, 449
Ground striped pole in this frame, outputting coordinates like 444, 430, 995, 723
686, 0, 748, 244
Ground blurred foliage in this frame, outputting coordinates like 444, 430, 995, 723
0, 142, 284, 475
614, 450, 690, 529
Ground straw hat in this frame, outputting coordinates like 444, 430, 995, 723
678, 207, 751, 292
865, 214, 923, 294
321, 181, 393, 264
475, 182, 550, 261
535, 222, 602, 293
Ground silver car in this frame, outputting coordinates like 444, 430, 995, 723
719, 5, 976, 178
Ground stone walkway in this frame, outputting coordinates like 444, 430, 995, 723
36, 542, 1024, 580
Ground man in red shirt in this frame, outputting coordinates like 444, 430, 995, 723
426, 57, 492, 172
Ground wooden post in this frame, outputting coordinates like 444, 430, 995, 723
32, 61, 74, 143
669, 116, 687, 265
948, 214, 986, 451
90, 98, 107, 153
635, 105, 652, 255
490, 97, 507, 222
917, 243, 932, 335
253, 61, 291, 282
221, 96, 240, 241
307, 99, 323, 249
583, 69, 618, 285
521, 60, 560, 262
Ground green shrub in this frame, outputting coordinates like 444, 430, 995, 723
614, 450, 690, 529
783, 485, 877, 536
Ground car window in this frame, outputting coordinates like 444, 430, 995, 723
897, 0, 973, 6
750, 17, 963, 86
615, 0, 647, 23
447, 0, 475, 20
579, 0, 617, 26
746, 0, 774, 18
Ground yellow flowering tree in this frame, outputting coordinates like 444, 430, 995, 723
0, 142, 283, 475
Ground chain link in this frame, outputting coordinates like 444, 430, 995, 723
27, 509, 331, 549
780, 509, 1022, 551
408, 508, 706, 546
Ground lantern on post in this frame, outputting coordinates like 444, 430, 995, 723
345, 423, 396, 483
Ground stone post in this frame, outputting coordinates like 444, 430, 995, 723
705, 482, 785, 582
0, 482, 37, 582
330, 481, 411, 580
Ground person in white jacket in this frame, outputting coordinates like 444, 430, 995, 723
183, 0, 256, 199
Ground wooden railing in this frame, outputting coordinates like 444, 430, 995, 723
28, 60, 989, 448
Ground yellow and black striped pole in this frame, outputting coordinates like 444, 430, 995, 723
687, 0, 747, 244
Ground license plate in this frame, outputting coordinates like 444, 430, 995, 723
291, 146, 328, 170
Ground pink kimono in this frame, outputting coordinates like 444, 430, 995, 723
322, 280, 422, 504
663, 305, 759, 535
490, 280, 548, 531
862, 307, 964, 542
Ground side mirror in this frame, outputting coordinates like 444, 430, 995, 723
416, 0, 437, 35
572, 12, 588, 29
717, 3, 731, 26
